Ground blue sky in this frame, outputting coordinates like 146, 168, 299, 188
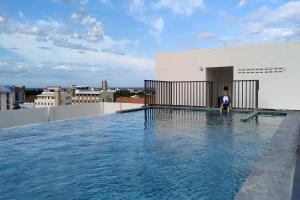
0, 0, 299, 87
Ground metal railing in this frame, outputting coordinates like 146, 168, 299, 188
144, 80, 259, 109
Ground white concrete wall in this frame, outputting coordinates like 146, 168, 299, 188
156, 41, 300, 110
49, 103, 104, 121
0, 107, 49, 128
0, 102, 143, 129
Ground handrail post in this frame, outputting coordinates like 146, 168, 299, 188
255, 80, 259, 109
144, 80, 147, 107
210, 81, 214, 108
170, 82, 173, 106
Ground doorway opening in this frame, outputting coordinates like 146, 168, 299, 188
206, 66, 233, 81
206, 67, 234, 107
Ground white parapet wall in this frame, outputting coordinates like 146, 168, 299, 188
0, 102, 143, 129
0, 107, 49, 128
49, 103, 104, 121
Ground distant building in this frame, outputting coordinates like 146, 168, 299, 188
72, 81, 114, 104
100, 90, 114, 102
72, 86, 103, 104
128, 88, 135, 93
116, 97, 144, 104
102, 80, 108, 91
20, 102, 35, 109
21, 95, 37, 109
25, 95, 37, 103
34, 86, 72, 108
0, 85, 15, 111
13, 86, 25, 106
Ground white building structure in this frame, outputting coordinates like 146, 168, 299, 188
72, 86, 103, 104
35, 86, 72, 108
20, 102, 35, 109
155, 41, 300, 110
72, 82, 114, 104
0, 85, 15, 111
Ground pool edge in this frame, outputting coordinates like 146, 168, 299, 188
234, 111, 300, 200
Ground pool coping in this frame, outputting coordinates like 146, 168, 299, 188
234, 111, 300, 200
292, 150, 300, 200
145, 105, 288, 115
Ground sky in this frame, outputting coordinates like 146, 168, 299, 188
0, 0, 299, 87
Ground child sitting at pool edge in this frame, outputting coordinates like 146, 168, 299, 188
219, 86, 232, 113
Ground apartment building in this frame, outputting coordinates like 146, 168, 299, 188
13, 86, 25, 106
72, 85, 114, 104
0, 85, 15, 111
34, 86, 72, 108
72, 81, 114, 104
72, 86, 102, 104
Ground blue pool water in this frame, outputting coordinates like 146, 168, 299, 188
0, 108, 284, 200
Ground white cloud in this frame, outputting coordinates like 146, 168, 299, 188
0, 13, 7, 24
87, 21, 103, 42
128, 1, 166, 42
72, 32, 81, 39
70, 11, 84, 22
0, 29, 153, 70
53, 65, 71, 70
153, 17, 164, 33
242, 1, 300, 41
1, 13, 106, 48
262, 1, 300, 25
0, 4, 154, 86
237, 0, 247, 8
80, 15, 104, 42
26, 26, 40, 34
129, 0, 145, 14
51, 34, 97, 51
155, 0, 204, 16
81, 16, 97, 26
151, 17, 164, 43
53, 64, 72, 70
244, 23, 300, 41
0, 33, 154, 86
36, 18, 62, 29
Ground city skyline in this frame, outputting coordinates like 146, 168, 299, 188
0, 0, 299, 87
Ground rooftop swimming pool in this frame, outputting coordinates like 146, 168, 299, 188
0, 108, 285, 200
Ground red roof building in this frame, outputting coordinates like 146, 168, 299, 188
116, 97, 144, 104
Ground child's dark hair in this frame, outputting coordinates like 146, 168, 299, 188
224, 86, 228, 91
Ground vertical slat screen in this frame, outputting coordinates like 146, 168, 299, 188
144, 80, 259, 109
